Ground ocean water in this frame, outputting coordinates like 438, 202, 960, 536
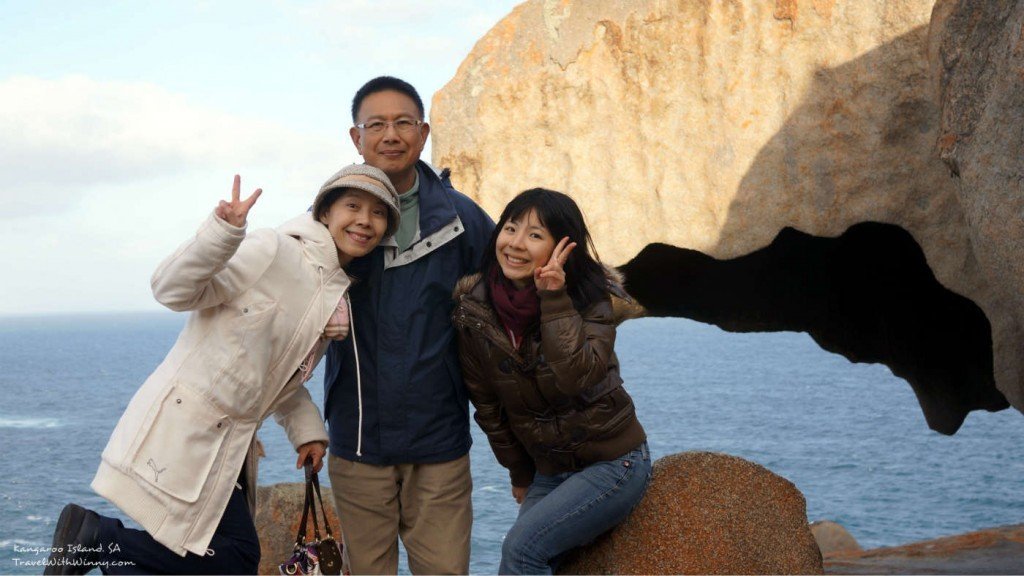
1, 312, 1021, 574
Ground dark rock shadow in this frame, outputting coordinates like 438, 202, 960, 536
620, 24, 1009, 434
619, 224, 1006, 435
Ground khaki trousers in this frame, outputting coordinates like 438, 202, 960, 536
328, 453, 472, 575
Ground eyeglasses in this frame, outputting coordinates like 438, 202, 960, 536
355, 119, 424, 135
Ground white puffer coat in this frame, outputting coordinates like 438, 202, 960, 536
92, 211, 348, 556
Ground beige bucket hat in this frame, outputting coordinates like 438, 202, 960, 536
313, 163, 401, 238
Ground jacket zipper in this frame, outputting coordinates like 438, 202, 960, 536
455, 298, 550, 409
260, 267, 344, 419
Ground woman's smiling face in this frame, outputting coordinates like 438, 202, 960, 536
320, 188, 389, 267
495, 209, 556, 288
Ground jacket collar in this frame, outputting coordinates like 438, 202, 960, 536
453, 272, 524, 358
414, 161, 460, 238
276, 212, 343, 273
454, 272, 486, 303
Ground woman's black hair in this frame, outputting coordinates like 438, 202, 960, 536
481, 188, 612, 310
313, 188, 347, 222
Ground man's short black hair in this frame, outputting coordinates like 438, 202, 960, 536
351, 76, 425, 123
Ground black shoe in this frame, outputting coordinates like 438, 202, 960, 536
44, 504, 102, 575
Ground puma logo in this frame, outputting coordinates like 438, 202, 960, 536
147, 458, 167, 482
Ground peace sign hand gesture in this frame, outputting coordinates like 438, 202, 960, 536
534, 236, 577, 292
215, 175, 262, 228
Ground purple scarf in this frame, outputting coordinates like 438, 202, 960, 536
488, 268, 540, 349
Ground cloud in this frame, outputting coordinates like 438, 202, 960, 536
286, 0, 519, 87
0, 75, 340, 217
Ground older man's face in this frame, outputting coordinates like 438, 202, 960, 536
350, 90, 429, 192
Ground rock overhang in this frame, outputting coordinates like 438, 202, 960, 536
430, 0, 1024, 431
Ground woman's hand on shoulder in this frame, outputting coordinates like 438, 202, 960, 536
296, 440, 327, 473
512, 484, 530, 504
215, 174, 262, 228
534, 236, 577, 291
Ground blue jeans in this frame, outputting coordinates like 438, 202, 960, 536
498, 442, 652, 575
96, 484, 259, 574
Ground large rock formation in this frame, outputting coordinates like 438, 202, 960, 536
558, 452, 823, 574
431, 0, 1023, 433
928, 0, 1024, 417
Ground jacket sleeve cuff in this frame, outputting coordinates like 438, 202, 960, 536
510, 465, 536, 488
539, 287, 576, 319
208, 210, 247, 236
286, 419, 330, 450
193, 211, 248, 254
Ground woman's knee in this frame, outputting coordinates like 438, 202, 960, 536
501, 521, 544, 568
501, 525, 526, 561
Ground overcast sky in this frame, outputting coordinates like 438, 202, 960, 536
0, 0, 522, 315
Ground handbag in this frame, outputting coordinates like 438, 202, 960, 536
279, 461, 345, 575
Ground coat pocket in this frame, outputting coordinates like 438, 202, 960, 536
131, 384, 232, 503
205, 301, 277, 417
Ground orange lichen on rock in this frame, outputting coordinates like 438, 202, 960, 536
937, 132, 959, 156
813, 0, 836, 21
825, 524, 1024, 574
774, 0, 798, 23
558, 452, 823, 575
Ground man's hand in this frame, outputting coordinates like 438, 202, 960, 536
296, 441, 327, 473
215, 175, 262, 227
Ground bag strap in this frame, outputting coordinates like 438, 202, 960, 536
293, 465, 314, 547
303, 462, 323, 541
309, 463, 337, 538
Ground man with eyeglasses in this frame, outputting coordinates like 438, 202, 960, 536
323, 76, 494, 574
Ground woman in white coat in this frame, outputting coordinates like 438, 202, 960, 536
44, 164, 400, 575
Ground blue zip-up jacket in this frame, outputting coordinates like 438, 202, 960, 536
324, 162, 494, 464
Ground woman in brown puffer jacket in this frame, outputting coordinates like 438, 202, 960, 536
452, 188, 651, 575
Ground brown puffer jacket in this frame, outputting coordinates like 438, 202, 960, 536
452, 272, 646, 487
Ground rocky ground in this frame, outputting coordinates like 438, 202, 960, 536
824, 524, 1024, 575
255, 454, 1024, 574
556, 452, 824, 574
